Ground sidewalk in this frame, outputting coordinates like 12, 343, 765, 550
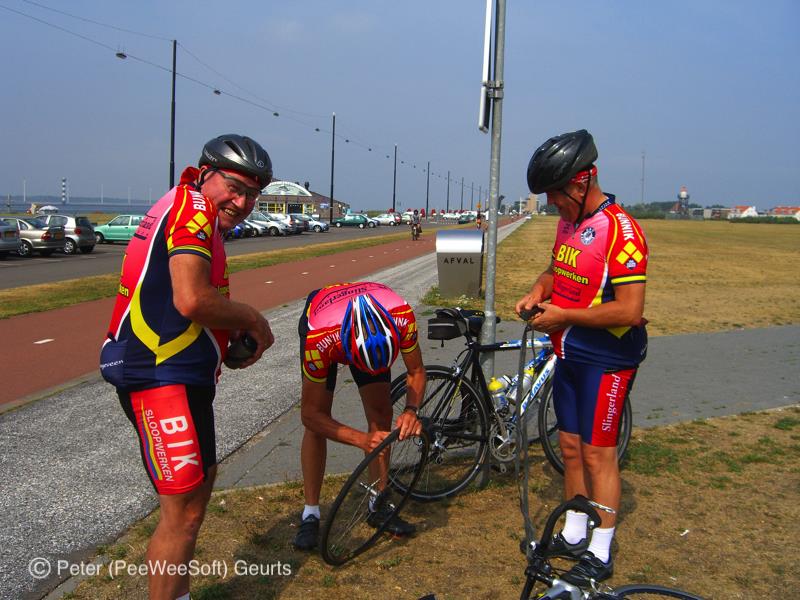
216, 316, 800, 490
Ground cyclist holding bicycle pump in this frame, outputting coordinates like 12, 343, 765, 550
515, 130, 648, 586
293, 282, 425, 551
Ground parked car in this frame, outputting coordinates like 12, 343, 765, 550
3, 217, 65, 257
0, 219, 21, 258
247, 211, 290, 236
458, 213, 476, 224
290, 213, 329, 232
94, 215, 144, 244
374, 213, 401, 226
37, 214, 95, 254
243, 219, 268, 236
266, 213, 303, 234
332, 214, 376, 228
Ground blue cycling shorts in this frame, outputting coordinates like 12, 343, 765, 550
552, 359, 635, 447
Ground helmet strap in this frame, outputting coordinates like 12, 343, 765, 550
562, 172, 592, 226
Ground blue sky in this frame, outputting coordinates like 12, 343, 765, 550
1, 0, 797, 211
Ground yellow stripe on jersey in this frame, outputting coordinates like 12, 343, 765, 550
610, 274, 647, 285
129, 282, 203, 365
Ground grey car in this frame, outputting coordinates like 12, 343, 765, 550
0, 219, 21, 257
37, 214, 95, 254
4, 217, 65, 257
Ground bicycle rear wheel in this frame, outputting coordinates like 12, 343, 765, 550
391, 366, 489, 501
609, 584, 705, 599
320, 428, 428, 566
538, 387, 632, 475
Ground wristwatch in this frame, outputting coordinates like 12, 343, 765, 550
403, 405, 418, 415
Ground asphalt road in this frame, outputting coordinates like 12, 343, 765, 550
0, 223, 416, 289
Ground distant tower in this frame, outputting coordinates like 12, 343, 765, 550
677, 186, 690, 214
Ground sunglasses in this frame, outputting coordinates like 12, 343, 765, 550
213, 169, 261, 202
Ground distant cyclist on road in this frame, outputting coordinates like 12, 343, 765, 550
100, 134, 275, 600
515, 130, 648, 586
293, 281, 425, 551
410, 209, 421, 240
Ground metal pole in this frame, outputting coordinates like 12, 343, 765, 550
329, 113, 335, 223
480, 0, 507, 377
169, 39, 176, 189
460, 177, 464, 211
446, 170, 450, 212
425, 161, 430, 217
392, 144, 398, 212
471, 182, 474, 210
640, 150, 645, 204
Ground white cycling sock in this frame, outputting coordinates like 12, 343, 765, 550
302, 505, 320, 520
587, 526, 615, 563
175, 594, 190, 600
561, 510, 589, 544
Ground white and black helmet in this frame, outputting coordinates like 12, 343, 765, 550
199, 134, 273, 188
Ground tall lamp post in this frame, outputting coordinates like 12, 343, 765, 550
329, 112, 336, 223
425, 161, 430, 218
169, 39, 176, 189
460, 177, 464, 211
392, 144, 398, 212
470, 182, 474, 210
446, 170, 450, 213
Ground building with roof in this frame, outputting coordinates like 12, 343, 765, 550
769, 206, 800, 220
257, 180, 350, 219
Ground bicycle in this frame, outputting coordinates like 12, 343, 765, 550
518, 495, 705, 599
319, 428, 430, 566
411, 221, 421, 241
388, 307, 632, 501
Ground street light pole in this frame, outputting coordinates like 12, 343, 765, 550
329, 112, 335, 223
169, 39, 176, 189
392, 144, 397, 212
425, 161, 430, 217
471, 182, 474, 211
460, 177, 464, 211
446, 170, 450, 213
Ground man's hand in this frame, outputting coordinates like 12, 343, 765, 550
361, 430, 390, 453
531, 303, 567, 334
515, 293, 543, 319
394, 410, 422, 440
227, 311, 274, 369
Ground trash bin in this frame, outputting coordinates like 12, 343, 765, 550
436, 230, 484, 297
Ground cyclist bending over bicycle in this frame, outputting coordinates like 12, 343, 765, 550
516, 130, 649, 586
293, 282, 425, 551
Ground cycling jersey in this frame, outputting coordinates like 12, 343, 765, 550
549, 195, 648, 369
100, 167, 230, 390
301, 282, 418, 384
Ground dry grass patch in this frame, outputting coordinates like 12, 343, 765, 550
68, 406, 800, 600
427, 218, 800, 336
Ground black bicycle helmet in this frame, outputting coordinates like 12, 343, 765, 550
526, 129, 597, 194
199, 134, 273, 188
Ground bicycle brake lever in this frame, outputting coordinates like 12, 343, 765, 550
519, 306, 543, 321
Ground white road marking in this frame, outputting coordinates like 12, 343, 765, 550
265, 280, 273, 284
34, 339, 55, 345
329, 265, 336, 268
301, 272, 309, 275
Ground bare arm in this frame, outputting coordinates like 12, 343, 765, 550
394, 346, 425, 440
300, 378, 378, 451
515, 261, 554, 316
532, 282, 646, 333
169, 253, 274, 364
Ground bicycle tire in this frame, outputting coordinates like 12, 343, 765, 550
538, 386, 632, 475
390, 366, 490, 501
608, 584, 706, 599
319, 428, 428, 566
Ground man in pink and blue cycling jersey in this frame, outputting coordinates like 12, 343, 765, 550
516, 130, 648, 586
293, 281, 425, 551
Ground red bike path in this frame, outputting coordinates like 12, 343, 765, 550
0, 233, 441, 408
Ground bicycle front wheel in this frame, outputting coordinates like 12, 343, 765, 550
320, 428, 428, 566
609, 584, 706, 599
538, 387, 633, 475
391, 366, 489, 501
